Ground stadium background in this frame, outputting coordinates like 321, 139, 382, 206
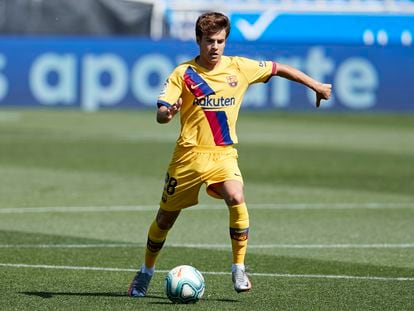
0, 0, 413, 112
1, 1, 414, 310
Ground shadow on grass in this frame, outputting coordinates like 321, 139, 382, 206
21, 291, 128, 299
20, 292, 239, 304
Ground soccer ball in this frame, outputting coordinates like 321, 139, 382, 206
164, 265, 205, 304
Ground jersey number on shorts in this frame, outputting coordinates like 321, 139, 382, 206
164, 173, 178, 195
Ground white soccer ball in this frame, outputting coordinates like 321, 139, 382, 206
164, 265, 205, 304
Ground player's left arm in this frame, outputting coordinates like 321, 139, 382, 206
275, 63, 332, 108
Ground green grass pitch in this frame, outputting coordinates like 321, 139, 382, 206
0, 108, 413, 310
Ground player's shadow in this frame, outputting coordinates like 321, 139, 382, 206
21, 291, 238, 303
21, 291, 164, 299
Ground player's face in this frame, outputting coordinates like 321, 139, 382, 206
197, 29, 227, 70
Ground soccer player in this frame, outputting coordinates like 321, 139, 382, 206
128, 12, 331, 297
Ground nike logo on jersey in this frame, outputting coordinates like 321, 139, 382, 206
191, 82, 203, 89
183, 66, 215, 98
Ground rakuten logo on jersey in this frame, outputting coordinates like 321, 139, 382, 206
193, 96, 236, 108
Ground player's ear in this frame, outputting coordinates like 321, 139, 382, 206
196, 35, 201, 45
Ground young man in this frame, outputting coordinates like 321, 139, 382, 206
128, 12, 331, 297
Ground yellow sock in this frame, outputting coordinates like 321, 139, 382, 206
228, 203, 249, 265
144, 219, 169, 268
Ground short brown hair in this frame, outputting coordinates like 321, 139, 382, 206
195, 12, 231, 40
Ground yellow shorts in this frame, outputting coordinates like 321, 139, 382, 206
159, 145, 243, 211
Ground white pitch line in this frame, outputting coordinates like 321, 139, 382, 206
0, 263, 413, 282
0, 202, 413, 214
1, 243, 413, 249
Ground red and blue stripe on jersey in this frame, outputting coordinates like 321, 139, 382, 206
204, 110, 233, 146
184, 66, 233, 146
183, 66, 215, 98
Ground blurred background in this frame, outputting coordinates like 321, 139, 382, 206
0, 0, 413, 112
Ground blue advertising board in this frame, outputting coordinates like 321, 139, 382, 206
0, 37, 412, 111
164, 10, 414, 47
228, 13, 414, 46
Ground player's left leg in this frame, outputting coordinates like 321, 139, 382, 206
208, 180, 252, 293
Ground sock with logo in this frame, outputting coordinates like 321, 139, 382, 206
228, 203, 249, 265
144, 219, 170, 269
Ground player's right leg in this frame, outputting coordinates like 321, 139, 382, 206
129, 148, 202, 298
128, 208, 180, 297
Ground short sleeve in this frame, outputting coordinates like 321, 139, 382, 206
157, 68, 183, 108
235, 57, 277, 85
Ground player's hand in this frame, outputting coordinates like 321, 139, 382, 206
157, 98, 182, 123
165, 98, 182, 119
168, 98, 182, 117
315, 83, 332, 108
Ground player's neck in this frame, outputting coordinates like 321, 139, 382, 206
195, 56, 221, 71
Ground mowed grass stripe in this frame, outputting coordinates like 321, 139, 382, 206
1, 263, 413, 282
1, 243, 414, 249
1, 202, 413, 213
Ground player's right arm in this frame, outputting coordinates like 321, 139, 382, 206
156, 98, 183, 123
156, 65, 187, 124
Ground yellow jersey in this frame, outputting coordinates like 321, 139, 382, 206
157, 56, 277, 147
